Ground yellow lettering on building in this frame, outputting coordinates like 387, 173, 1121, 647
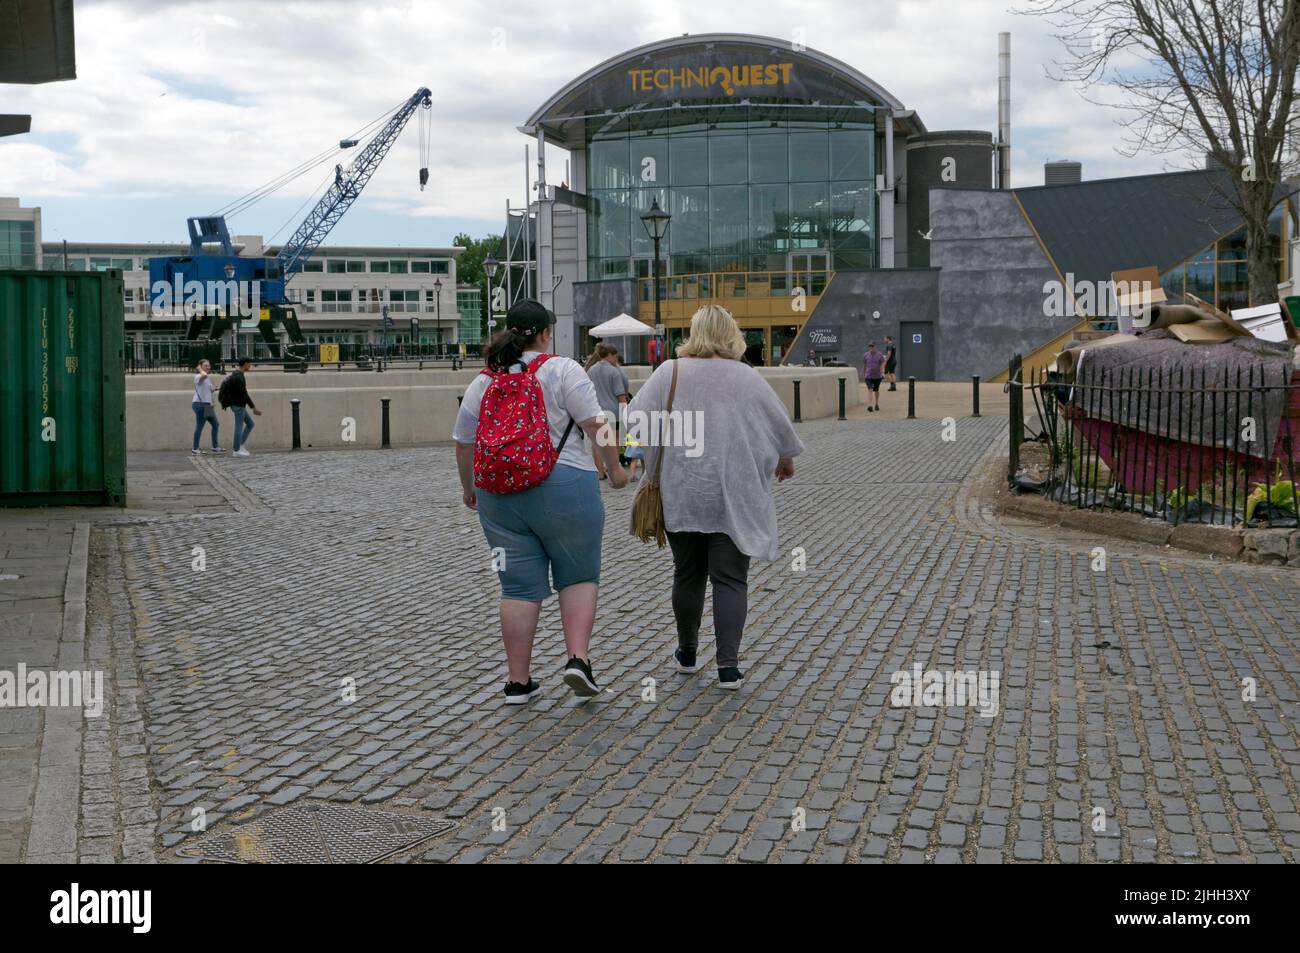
628, 62, 795, 97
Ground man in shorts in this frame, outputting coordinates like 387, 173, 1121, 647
862, 342, 886, 412
884, 335, 898, 391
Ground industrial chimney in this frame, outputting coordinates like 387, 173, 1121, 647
997, 32, 1011, 189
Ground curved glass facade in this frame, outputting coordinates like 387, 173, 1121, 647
585, 105, 876, 280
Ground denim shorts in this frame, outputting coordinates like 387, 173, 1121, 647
476, 464, 604, 601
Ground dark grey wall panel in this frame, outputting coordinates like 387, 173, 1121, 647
930, 189, 1066, 379
786, 269, 941, 377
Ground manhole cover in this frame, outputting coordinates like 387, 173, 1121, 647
177, 803, 455, 863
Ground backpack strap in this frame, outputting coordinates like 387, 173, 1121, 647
525, 353, 581, 451
526, 353, 555, 374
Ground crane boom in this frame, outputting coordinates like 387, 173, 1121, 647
273, 86, 432, 288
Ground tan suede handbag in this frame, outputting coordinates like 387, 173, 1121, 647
630, 359, 678, 547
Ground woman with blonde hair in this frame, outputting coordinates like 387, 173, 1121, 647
626, 305, 803, 689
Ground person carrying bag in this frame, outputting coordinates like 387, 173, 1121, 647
630, 359, 677, 546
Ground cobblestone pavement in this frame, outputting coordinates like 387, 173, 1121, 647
94, 417, 1300, 863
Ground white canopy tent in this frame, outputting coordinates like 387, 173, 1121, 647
589, 312, 655, 364
589, 313, 654, 337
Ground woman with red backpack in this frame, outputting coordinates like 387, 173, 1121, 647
453, 300, 627, 704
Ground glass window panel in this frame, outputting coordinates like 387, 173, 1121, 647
302, 260, 324, 272
327, 260, 347, 273
669, 186, 710, 259
346, 260, 366, 272
709, 131, 748, 185
1218, 226, 1247, 261
669, 136, 708, 186
631, 135, 669, 187
711, 185, 748, 271
789, 131, 829, 181
790, 183, 830, 248
630, 187, 669, 256
1217, 260, 1250, 310
411, 260, 430, 273
389, 260, 408, 273
1186, 261, 1214, 300
589, 137, 632, 191
831, 180, 874, 251
431, 261, 449, 274
749, 130, 788, 183
751, 183, 790, 262
830, 129, 873, 180
1159, 264, 1186, 300
369, 260, 389, 272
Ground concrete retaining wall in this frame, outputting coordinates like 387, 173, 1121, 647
127, 364, 859, 451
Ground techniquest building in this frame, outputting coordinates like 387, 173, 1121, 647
495, 33, 1297, 380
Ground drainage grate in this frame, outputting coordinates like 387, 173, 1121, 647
178, 803, 455, 864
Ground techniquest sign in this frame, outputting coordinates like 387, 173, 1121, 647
627, 63, 796, 97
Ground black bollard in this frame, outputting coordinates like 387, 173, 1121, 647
972, 375, 981, 417
290, 398, 302, 450
907, 377, 916, 419
793, 379, 802, 423
837, 376, 846, 421
381, 397, 391, 449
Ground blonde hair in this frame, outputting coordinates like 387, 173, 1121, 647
676, 304, 746, 360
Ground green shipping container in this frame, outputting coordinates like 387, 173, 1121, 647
0, 269, 126, 506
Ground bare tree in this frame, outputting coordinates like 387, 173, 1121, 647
1021, 0, 1300, 305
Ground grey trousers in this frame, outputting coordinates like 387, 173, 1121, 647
666, 531, 751, 668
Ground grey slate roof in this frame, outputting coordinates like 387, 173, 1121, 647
1013, 167, 1269, 287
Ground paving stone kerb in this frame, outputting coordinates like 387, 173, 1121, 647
123, 365, 857, 451
106, 415, 1300, 863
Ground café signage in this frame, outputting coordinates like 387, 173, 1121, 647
806, 325, 841, 349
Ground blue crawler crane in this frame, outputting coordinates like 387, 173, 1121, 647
149, 87, 433, 368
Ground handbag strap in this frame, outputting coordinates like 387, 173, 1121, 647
650, 360, 678, 483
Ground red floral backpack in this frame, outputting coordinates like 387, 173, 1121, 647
473, 354, 575, 493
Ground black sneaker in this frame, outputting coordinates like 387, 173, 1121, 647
674, 648, 699, 673
562, 657, 599, 697
718, 667, 744, 690
504, 678, 540, 705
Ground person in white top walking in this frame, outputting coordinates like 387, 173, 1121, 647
191, 359, 224, 454
453, 300, 627, 705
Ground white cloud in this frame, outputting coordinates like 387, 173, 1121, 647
0, 0, 1198, 243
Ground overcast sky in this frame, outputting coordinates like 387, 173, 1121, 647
0, 0, 1195, 248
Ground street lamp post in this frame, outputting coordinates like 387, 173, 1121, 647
224, 262, 236, 366
433, 277, 443, 359
483, 253, 499, 344
639, 199, 671, 365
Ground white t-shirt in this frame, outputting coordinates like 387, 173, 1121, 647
452, 351, 601, 472
193, 373, 214, 404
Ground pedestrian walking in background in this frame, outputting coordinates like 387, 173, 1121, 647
190, 358, 223, 454
218, 358, 262, 457
584, 343, 630, 479
862, 342, 886, 412
627, 304, 803, 690
454, 300, 627, 705
884, 335, 898, 391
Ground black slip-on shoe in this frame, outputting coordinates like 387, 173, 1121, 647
562, 657, 600, 697
504, 678, 540, 704
674, 648, 699, 674
718, 667, 744, 690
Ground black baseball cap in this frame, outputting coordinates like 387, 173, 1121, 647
506, 299, 555, 333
